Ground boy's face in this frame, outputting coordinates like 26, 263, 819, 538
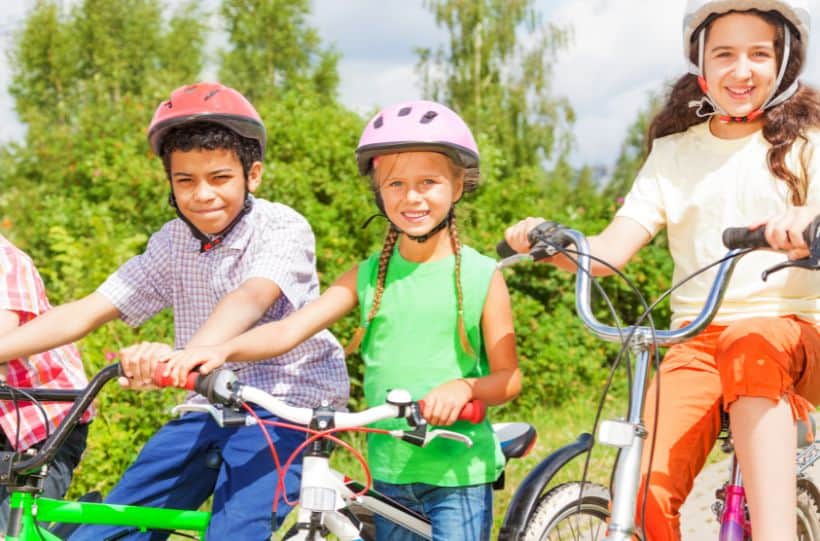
169, 148, 262, 235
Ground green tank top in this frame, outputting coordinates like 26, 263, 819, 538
356, 244, 504, 486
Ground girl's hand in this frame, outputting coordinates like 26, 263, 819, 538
420, 379, 473, 426
504, 217, 546, 254
757, 207, 820, 259
118, 342, 173, 390
162, 346, 230, 388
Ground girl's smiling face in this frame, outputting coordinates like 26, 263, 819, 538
703, 12, 779, 120
374, 151, 463, 239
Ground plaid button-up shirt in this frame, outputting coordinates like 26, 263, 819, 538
0, 235, 92, 451
97, 198, 348, 409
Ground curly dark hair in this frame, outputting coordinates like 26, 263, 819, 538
647, 9, 820, 205
159, 121, 262, 181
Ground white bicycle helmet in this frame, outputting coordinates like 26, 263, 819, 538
683, 0, 812, 119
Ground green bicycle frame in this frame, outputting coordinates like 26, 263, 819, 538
5, 492, 211, 541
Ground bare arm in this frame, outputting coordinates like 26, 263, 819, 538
162, 266, 359, 385
224, 267, 358, 361
421, 270, 522, 425
0, 310, 18, 336
0, 293, 119, 363
121, 276, 285, 385
504, 216, 653, 276
186, 277, 284, 347
0, 310, 19, 378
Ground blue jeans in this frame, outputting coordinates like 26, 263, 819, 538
372, 481, 492, 541
69, 408, 304, 541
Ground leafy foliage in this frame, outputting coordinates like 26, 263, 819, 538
0, 0, 678, 504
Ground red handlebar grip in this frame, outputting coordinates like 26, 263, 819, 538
152, 364, 198, 390
458, 400, 486, 423
417, 399, 486, 424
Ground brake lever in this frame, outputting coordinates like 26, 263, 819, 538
427, 429, 474, 448
170, 404, 257, 428
761, 255, 820, 281
389, 425, 474, 448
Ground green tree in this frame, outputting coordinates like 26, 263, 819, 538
1, 0, 207, 497
218, 0, 340, 103
417, 0, 574, 171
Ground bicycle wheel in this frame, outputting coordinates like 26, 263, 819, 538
797, 484, 820, 541
521, 481, 610, 541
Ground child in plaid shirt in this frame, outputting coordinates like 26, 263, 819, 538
0, 233, 92, 532
0, 83, 348, 540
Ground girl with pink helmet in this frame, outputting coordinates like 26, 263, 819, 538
165, 100, 522, 540
507, 1, 820, 539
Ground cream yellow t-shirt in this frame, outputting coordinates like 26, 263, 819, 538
616, 120, 820, 328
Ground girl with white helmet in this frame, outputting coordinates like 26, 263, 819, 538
166, 100, 522, 540
506, 1, 820, 539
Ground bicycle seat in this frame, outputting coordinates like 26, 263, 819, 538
493, 422, 537, 460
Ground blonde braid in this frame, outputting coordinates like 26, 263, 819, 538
345, 227, 400, 354
449, 213, 476, 357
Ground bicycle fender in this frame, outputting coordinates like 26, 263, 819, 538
497, 432, 594, 541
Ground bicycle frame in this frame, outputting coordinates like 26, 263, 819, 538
501, 229, 747, 541
286, 454, 432, 540
5, 493, 210, 541
1, 364, 213, 541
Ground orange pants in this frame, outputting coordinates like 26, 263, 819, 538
636, 316, 820, 541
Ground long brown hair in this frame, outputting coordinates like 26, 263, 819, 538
345, 154, 479, 357
647, 9, 820, 205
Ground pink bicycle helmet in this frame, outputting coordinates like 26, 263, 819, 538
356, 100, 479, 176
148, 82, 266, 158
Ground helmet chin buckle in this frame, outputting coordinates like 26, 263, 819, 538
395, 210, 453, 243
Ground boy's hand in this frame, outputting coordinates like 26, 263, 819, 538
163, 346, 230, 388
504, 217, 546, 253
420, 379, 473, 426
118, 342, 173, 390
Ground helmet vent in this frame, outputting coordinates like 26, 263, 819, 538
420, 110, 438, 124
204, 89, 220, 101
373, 116, 384, 129
398, 106, 412, 116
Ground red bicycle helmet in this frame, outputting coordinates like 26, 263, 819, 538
147, 82, 266, 158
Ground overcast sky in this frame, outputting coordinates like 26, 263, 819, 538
2, 0, 819, 170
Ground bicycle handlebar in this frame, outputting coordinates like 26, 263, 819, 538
152, 366, 486, 427
498, 219, 820, 346
10, 363, 122, 475
497, 225, 745, 347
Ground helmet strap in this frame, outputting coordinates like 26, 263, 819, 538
403, 209, 453, 243
167, 190, 254, 252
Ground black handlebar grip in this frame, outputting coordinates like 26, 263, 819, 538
722, 227, 768, 250
496, 239, 517, 258
193, 372, 218, 401
723, 215, 820, 250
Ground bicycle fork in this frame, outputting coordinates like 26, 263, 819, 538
597, 336, 654, 541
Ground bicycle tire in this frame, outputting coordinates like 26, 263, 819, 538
797, 484, 820, 541
520, 481, 610, 541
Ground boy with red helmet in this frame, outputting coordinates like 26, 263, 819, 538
0, 82, 348, 540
